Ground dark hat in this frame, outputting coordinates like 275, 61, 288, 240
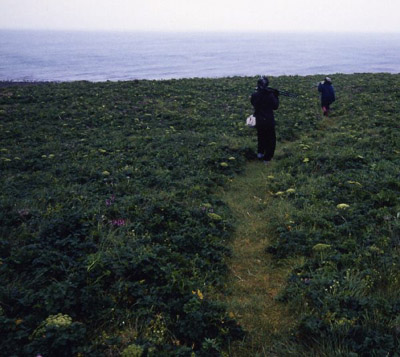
257, 76, 269, 90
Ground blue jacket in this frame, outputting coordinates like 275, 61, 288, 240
318, 82, 335, 105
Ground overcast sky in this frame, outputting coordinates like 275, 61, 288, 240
1, 0, 399, 33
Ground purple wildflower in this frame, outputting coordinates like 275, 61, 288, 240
111, 219, 126, 226
105, 194, 116, 206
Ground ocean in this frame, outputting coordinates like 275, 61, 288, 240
0, 30, 399, 82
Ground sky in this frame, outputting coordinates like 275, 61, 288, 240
0, 0, 399, 33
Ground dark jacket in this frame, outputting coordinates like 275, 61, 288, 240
251, 89, 279, 127
318, 82, 336, 106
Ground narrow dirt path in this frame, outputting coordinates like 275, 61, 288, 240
220, 161, 297, 356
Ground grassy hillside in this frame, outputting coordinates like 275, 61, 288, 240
0, 73, 399, 356
261, 74, 400, 356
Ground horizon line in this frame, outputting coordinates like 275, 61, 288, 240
1, 27, 400, 35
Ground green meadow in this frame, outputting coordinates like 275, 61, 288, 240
1, 73, 399, 356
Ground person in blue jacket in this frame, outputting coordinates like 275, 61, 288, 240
318, 77, 336, 116
251, 76, 279, 164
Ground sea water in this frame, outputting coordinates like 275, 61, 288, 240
0, 30, 399, 82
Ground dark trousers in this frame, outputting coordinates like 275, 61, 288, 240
257, 125, 276, 161
321, 101, 331, 116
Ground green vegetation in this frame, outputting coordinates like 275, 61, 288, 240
221, 73, 400, 356
1, 73, 399, 356
259, 74, 400, 356
220, 161, 299, 356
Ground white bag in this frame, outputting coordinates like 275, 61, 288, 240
246, 114, 256, 128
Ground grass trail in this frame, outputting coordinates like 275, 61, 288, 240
220, 160, 297, 356
222, 116, 341, 355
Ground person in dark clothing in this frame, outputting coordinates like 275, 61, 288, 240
251, 76, 279, 164
318, 77, 336, 116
